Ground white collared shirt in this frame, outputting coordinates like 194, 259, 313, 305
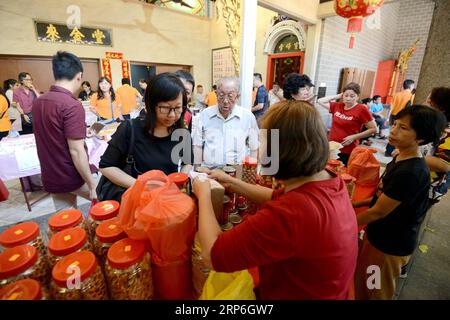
192, 105, 259, 167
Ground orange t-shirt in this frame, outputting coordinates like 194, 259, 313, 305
206, 91, 217, 107
0, 95, 11, 132
391, 90, 414, 116
90, 92, 122, 120
116, 84, 141, 115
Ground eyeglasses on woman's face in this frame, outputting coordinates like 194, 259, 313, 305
158, 105, 183, 115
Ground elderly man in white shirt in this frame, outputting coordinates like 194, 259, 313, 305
193, 77, 259, 168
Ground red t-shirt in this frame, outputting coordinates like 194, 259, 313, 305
329, 102, 373, 154
32, 86, 87, 193
211, 174, 358, 300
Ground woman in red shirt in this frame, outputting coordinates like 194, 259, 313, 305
192, 100, 358, 300
318, 82, 377, 165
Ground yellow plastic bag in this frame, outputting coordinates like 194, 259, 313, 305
199, 270, 256, 300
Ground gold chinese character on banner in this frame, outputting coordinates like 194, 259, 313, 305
92, 29, 105, 44
278, 43, 284, 52
294, 42, 299, 50
45, 24, 60, 42
285, 42, 292, 50
70, 27, 85, 43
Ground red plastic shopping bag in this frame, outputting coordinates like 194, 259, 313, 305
347, 147, 380, 186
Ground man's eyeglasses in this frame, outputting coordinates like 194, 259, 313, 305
23, 78, 33, 81
217, 92, 238, 101
158, 106, 183, 115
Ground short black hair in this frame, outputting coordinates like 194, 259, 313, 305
197, 84, 203, 88
253, 73, 262, 82
212, 85, 217, 90
121, 78, 131, 85
174, 70, 195, 90
362, 98, 372, 105
403, 79, 415, 90
283, 73, 314, 100
18, 72, 31, 83
373, 95, 381, 101
396, 105, 447, 147
139, 79, 148, 84
144, 73, 188, 136
81, 81, 91, 88
3, 79, 17, 91
52, 51, 83, 81
429, 87, 450, 122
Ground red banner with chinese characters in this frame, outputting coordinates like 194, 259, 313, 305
101, 58, 112, 81
105, 52, 123, 60
121, 60, 130, 79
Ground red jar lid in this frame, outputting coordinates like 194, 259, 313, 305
244, 156, 257, 167
0, 245, 38, 279
168, 172, 189, 187
48, 209, 83, 232
0, 222, 40, 248
0, 279, 42, 300
95, 218, 127, 244
52, 251, 97, 288
48, 227, 87, 257
341, 173, 356, 183
90, 201, 120, 221
327, 160, 341, 167
107, 238, 146, 270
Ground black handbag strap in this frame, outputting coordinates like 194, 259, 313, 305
125, 119, 135, 165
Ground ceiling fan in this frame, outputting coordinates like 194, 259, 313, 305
143, 0, 195, 9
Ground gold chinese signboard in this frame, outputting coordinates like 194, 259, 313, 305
274, 35, 301, 54
35, 21, 112, 46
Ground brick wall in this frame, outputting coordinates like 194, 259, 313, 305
391, 0, 435, 86
314, 2, 400, 96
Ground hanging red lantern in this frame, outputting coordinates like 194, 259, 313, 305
335, 0, 384, 48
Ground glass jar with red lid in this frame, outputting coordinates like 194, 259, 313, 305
47, 209, 89, 239
47, 227, 93, 269
93, 218, 127, 264
340, 173, 356, 199
88, 201, 120, 236
105, 238, 152, 300
51, 251, 108, 300
0, 245, 49, 288
168, 172, 190, 194
0, 278, 48, 300
0, 222, 47, 259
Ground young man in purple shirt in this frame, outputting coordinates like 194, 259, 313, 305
13, 72, 40, 134
32, 51, 97, 210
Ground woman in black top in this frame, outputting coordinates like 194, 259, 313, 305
78, 81, 94, 101
99, 73, 192, 189
353, 105, 447, 300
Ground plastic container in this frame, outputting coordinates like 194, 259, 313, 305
0, 279, 47, 300
191, 234, 210, 300
341, 173, 356, 199
47, 209, 89, 239
93, 218, 127, 264
51, 251, 108, 300
0, 222, 47, 259
105, 238, 153, 300
327, 159, 344, 173
88, 201, 120, 236
0, 245, 49, 288
168, 172, 190, 194
242, 157, 258, 184
47, 227, 93, 269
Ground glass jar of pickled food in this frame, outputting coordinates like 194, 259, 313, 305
168, 172, 189, 194
105, 238, 153, 300
0, 245, 49, 288
47, 209, 89, 239
341, 173, 356, 199
0, 278, 48, 300
0, 221, 47, 259
51, 251, 108, 300
88, 201, 120, 236
48, 227, 93, 269
93, 218, 127, 264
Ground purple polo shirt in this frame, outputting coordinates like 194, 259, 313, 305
32, 85, 88, 193
13, 86, 37, 114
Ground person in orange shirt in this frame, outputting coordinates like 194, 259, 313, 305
90, 77, 124, 123
385, 79, 415, 156
0, 88, 12, 140
116, 78, 142, 120
204, 85, 218, 107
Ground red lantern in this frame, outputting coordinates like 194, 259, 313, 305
335, 0, 384, 48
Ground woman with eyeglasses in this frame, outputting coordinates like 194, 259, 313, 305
98, 73, 192, 190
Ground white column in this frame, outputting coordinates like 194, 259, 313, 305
239, 0, 257, 110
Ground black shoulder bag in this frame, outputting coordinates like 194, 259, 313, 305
96, 120, 136, 202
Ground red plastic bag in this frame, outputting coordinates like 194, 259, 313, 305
347, 147, 380, 186
0, 179, 9, 202
117, 170, 196, 299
